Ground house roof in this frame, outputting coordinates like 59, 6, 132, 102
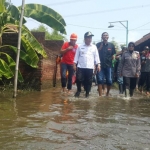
135, 33, 150, 46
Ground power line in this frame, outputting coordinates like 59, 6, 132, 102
27, 19, 124, 31
64, 4, 150, 17
67, 23, 150, 31
130, 22, 150, 31
67, 23, 124, 31
27, 18, 150, 32
46, 0, 91, 6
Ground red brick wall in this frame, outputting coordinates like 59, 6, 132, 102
1, 32, 64, 90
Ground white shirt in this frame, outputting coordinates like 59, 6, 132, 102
74, 43, 100, 69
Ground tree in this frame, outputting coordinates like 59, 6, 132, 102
31, 24, 66, 41
111, 39, 120, 52
0, 0, 66, 82
120, 43, 126, 50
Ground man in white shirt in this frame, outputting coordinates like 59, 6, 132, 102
73, 32, 101, 98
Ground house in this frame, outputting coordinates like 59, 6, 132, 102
135, 33, 150, 53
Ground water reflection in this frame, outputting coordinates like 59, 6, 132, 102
0, 86, 150, 150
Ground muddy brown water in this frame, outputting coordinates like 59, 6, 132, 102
0, 86, 150, 150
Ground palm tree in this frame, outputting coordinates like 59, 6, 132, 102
0, 0, 66, 82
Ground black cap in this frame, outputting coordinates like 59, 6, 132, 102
84, 31, 94, 38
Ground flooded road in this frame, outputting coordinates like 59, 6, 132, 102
0, 86, 150, 150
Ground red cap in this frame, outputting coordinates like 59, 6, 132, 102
70, 33, 77, 40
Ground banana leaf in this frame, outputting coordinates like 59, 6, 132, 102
0, 52, 23, 82
22, 25, 47, 58
0, 58, 13, 79
0, 45, 38, 68
0, 0, 5, 13
0, 12, 16, 28
7, 5, 26, 24
2, 24, 47, 67
19, 4, 66, 34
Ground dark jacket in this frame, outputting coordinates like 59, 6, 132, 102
96, 42, 116, 68
119, 51, 141, 77
141, 52, 150, 72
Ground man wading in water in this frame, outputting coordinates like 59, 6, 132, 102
96, 32, 116, 96
60, 33, 78, 94
73, 32, 101, 98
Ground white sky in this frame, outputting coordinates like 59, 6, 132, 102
12, 0, 150, 46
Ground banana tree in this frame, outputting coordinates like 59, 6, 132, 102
0, 0, 66, 82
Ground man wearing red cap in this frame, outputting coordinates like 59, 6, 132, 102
60, 33, 78, 93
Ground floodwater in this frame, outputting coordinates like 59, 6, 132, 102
0, 86, 150, 150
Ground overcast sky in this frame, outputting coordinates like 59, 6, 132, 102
12, 0, 150, 46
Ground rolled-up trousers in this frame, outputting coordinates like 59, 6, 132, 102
61, 63, 74, 90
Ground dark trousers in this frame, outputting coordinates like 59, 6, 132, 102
139, 72, 150, 91
123, 77, 137, 90
61, 63, 74, 90
76, 68, 93, 94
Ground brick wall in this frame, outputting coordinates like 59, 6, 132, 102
1, 32, 64, 90
32, 32, 63, 89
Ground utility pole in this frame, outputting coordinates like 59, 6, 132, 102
13, 0, 25, 98
108, 20, 128, 47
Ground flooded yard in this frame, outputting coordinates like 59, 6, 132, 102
0, 86, 150, 150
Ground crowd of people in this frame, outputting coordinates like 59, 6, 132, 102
59, 31, 150, 98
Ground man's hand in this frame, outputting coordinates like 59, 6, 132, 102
112, 55, 115, 60
67, 46, 73, 50
135, 73, 139, 78
115, 55, 119, 59
73, 64, 77, 71
98, 43, 103, 51
97, 64, 101, 72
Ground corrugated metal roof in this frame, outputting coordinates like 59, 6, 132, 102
135, 33, 150, 46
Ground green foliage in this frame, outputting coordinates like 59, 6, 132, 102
19, 4, 66, 34
0, 0, 5, 12
111, 40, 120, 52
1, 45, 38, 68
31, 24, 66, 40
0, 1, 66, 82
0, 52, 23, 82
120, 43, 126, 49
7, 4, 26, 24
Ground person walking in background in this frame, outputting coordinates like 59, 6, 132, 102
73, 31, 101, 98
119, 42, 141, 98
96, 32, 116, 96
60, 33, 78, 94
115, 46, 127, 94
138, 46, 150, 95
111, 47, 117, 83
